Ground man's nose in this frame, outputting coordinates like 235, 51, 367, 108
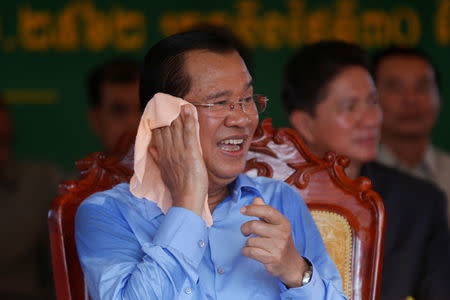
401, 87, 420, 106
225, 104, 251, 127
363, 105, 383, 127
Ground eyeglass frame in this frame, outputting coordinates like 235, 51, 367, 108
190, 94, 269, 116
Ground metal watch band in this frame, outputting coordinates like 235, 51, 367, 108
301, 269, 313, 286
300, 257, 313, 286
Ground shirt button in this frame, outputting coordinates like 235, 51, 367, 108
198, 240, 205, 248
217, 267, 225, 274
185, 287, 192, 295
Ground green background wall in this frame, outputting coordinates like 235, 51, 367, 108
2, 0, 449, 170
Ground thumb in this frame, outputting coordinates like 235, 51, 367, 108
148, 145, 159, 162
252, 197, 265, 205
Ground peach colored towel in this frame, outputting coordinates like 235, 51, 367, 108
129, 93, 213, 226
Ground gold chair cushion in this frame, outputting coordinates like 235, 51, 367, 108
311, 210, 352, 298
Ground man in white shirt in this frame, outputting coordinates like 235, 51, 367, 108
372, 46, 450, 225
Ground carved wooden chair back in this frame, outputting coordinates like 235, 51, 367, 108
245, 119, 385, 299
48, 118, 385, 300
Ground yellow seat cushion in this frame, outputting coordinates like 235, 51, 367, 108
311, 210, 352, 298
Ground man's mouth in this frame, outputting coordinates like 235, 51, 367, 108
354, 133, 380, 146
218, 137, 246, 152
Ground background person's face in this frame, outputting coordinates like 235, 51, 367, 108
183, 50, 258, 187
304, 66, 382, 164
375, 56, 440, 139
90, 80, 141, 152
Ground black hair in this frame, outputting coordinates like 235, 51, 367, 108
282, 40, 370, 116
371, 46, 441, 94
139, 26, 252, 111
87, 58, 141, 108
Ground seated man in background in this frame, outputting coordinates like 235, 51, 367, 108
372, 46, 450, 224
75, 29, 347, 299
87, 58, 142, 152
282, 41, 450, 300
0, 97, 63, 299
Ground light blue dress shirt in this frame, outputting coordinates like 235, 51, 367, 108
76, 174, 347, 299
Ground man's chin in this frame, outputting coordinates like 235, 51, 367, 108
354, 153, 377, 165
208, 165, 246, 183
388, 129, 432, 139
384, 123, 434, 139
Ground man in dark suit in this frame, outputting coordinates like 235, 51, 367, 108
281, 40, 450, 300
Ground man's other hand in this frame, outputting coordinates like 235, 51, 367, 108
240, 197, 310, 288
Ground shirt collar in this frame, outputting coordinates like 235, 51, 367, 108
377, 143, 399, 167
229, 174, 265, 203
424, 145, 438, 176
377, 143, 436, 179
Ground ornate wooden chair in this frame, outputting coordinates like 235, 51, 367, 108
48, 118, 385, 300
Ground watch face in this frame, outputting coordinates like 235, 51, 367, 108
301, 270, 312, 285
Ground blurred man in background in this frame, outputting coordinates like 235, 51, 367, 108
87, 58, 142, 153
372, 47, 450, 224
282, 41, 450, 300
0, 96, 63, 299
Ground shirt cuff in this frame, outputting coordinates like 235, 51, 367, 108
279, 262, 321, 299
151, 206, 208, 267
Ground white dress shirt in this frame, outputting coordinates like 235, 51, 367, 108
376, 143, 450, 226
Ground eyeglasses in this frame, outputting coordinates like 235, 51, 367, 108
191, 94, 268, 117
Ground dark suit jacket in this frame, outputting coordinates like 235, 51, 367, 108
361, 162, 450, 300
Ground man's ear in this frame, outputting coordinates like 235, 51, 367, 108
289, 110, 316, 144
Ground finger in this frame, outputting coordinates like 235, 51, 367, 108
152, 128, 165, 154
253, 197, 265, 205
182, 105, 199, 149
242, 246, 271, 264
245, 236, 275, 251
180, 104, 189, 122
240, 219, 280, 238
148, 145, 159, 162
160, 125, 173, 148
241, 203, 284, 225
170, 114, 184, 149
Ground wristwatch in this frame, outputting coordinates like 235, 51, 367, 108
300, 259, 313, 286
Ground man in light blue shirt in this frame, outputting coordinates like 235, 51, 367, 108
75, 27, 347, 299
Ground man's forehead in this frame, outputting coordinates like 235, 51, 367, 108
380, 56, 433, 72
378, 56, 436, 80
204, 80, 253, 100
183, 49, 244, 71
183, 49, 252, 97
100, 81, 140, 100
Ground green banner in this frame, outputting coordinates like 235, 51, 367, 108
2, 0, 449, 169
